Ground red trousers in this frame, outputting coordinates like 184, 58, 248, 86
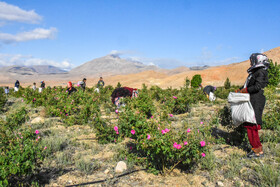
244, 123, 262, 149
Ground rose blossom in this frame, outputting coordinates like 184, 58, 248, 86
200, 141, 206, 147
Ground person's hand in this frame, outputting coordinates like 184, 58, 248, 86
240, 88, 248, 93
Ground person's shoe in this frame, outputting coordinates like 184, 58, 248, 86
259, 146, 264, 157
247, 147, 262, 158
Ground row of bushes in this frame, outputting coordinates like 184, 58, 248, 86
0, 108, 45, 186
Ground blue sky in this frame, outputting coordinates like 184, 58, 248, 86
0, 0, 279, 70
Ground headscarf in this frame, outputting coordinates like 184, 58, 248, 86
247, 53, 269, 74
67, 81, 72, 88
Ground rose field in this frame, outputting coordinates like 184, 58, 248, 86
0, 83, 280, 187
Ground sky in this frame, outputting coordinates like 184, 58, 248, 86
0, 0, 279, 70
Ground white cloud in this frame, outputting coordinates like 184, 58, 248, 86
0, 27, 57, 43
0, 53, 74, 70
0, 2, 42, 24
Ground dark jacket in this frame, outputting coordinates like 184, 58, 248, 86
41, 82, 45, 88
80, 81, 86, 91
245, 67, 268, 125
15, 81, 20, 88
111, 87, 132, 104
66, 87, 77, 95
203, 85, 215, 95
97, 80, 105, 88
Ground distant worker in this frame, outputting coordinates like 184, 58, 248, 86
66, 81, 77, 95
111, 87, 138, 108
5, 86, 9, 96
97, 77, 105, 88
39, 81, 45, 93
203, 85, 216, 101
41, 81, 45, 89
14, 80, 20, 92
33, 82, 36, 91
80, 78, 87, 91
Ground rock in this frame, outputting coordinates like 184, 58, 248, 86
217, 181, 224, 187
104, 169, 110, 174
115, 161, 127, 173
31, 117, 45, 124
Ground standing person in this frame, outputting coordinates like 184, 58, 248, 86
32, 82, 36, 91
14, 80, 20, 92
41, 81, 45, 89
97, 77, 105, 88
66, 81, 77, 95
39, 81, 45, 93
203, 85, 216, 100
80, 78, 87, 91
4, 86, 9, 96
235, 53, 269, 158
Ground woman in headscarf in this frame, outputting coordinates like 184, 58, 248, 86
66, 81, 77, 95
236, 53, 269, 158
111, 87, 138, 108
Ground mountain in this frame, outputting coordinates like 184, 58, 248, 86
1, 47, 279, 88
30, 65, 67, 74
189, 65, 210, 70
1, 66, 37, 75
69, 54, 159, 77
0, 65, 66, 75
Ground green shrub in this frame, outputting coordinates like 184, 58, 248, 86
268, 59, 280, 86
0, 109, 45, 186
224, 77, 231, 89
262, 101, 280, 130
0, 87, 7, 111
191, 74, 202, 88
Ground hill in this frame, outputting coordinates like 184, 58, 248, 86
69, 54, 159, 77
0, 47, 279, 88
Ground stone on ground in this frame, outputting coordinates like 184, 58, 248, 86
31, 116, 45, 124
115, 161, 127, 173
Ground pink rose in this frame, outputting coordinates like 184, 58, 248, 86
200, 141, 206, 147
169, 114, 173, 117
200, 121, 204, 125
115, 110, 119, 114
201, 153, 206, 157
173, 96, 177, 99
173, 142, 182, 149
131, 129, 135, 135
184, 141, 188, 145
44, 146, 47, 150
187, 128, 191, 133
161, 128, 170, 134
35, 130, 39, 134
116, 131, 119, 134
147, 134, 151, 140
114, 126, 118, 132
